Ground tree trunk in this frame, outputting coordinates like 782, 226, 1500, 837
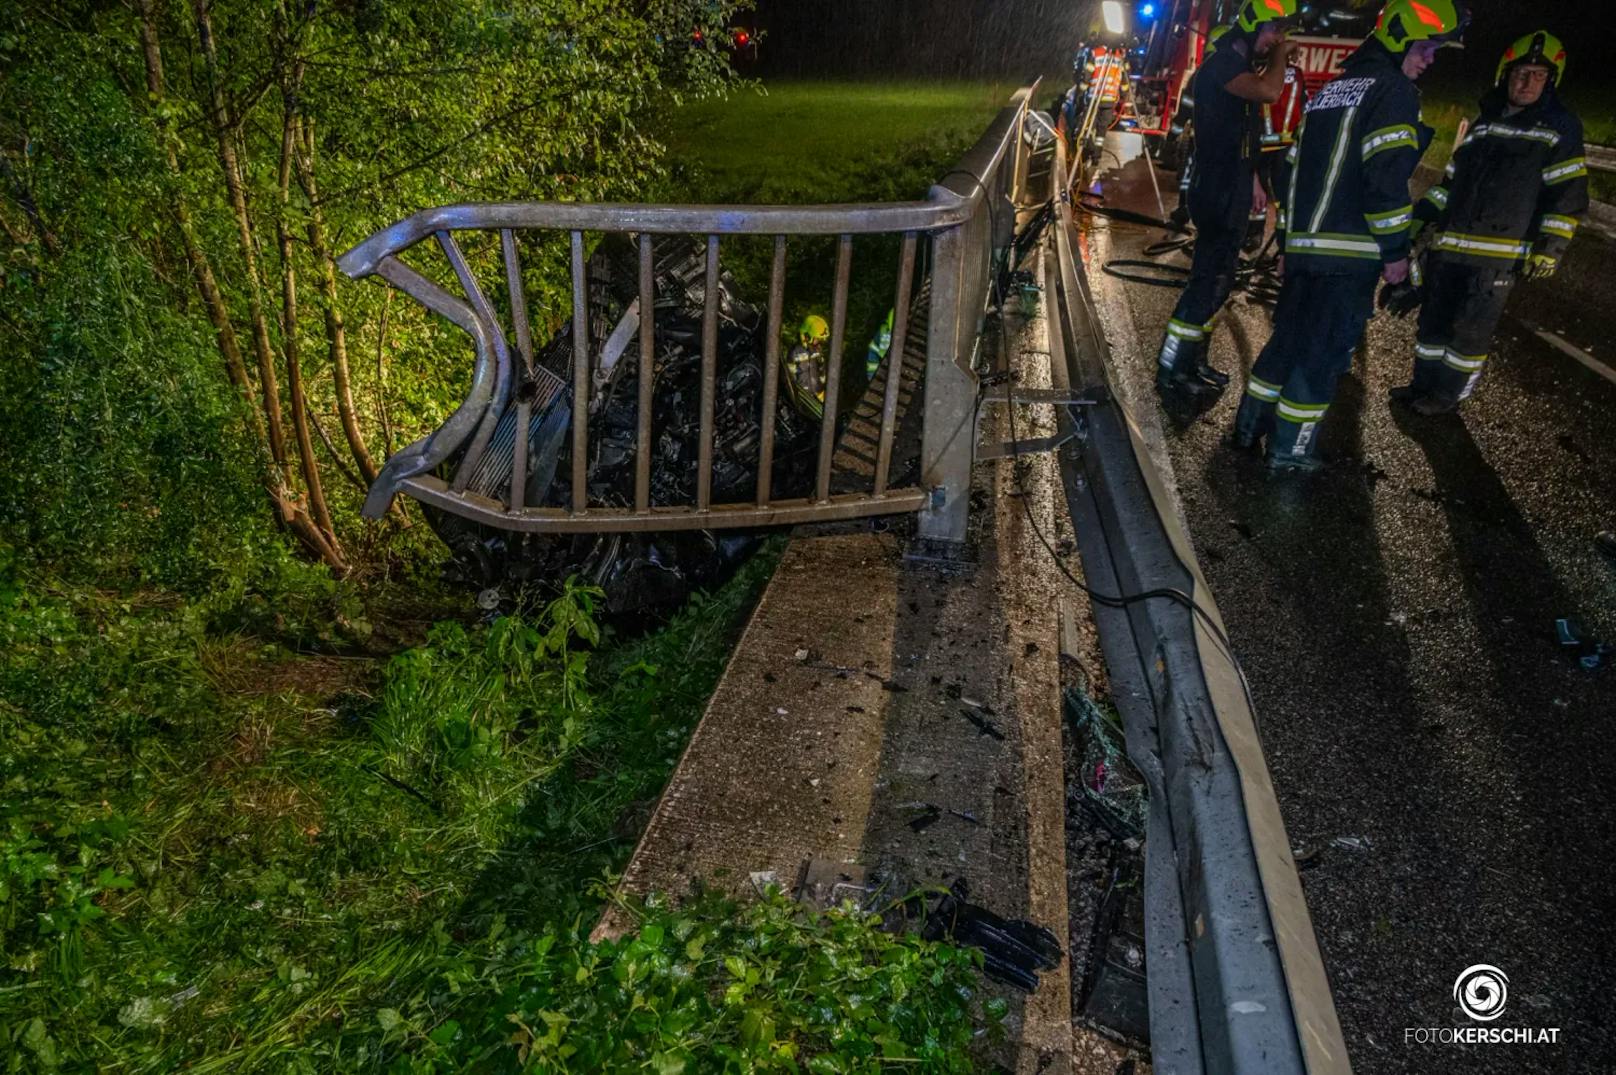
376, 285, 396, 457
186, 0, 343, 570
277, 63, 338, 546
296, 116, 379, 483
193, 0, 292, 481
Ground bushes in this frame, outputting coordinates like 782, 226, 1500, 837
0, 0, 751, 584
383, 890, 997, 1073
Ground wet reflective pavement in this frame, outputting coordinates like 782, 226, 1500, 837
1085, 139, 1616, 1073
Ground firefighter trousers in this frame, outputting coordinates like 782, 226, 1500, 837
1161, 181, 1251, 364
1235, 269, 1380, 458
1409, 257, 1517, 404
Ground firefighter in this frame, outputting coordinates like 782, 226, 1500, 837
1085, 45, 1127, 162
865, 308, 895, 378
1170, 23, 1234, 231
786, 314, 829, 419
1155, 0, 1301, 403
1059, 42, 1092, 144
1391, 30, 1588, 415
1232, 0, 1466, 470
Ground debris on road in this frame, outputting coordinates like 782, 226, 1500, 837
909, 881, 1064, 992
960, 709, 1006, 740
1555, 616, 1612, 670
1065, 687, 1145, 842
1078, 857, 1150, 1045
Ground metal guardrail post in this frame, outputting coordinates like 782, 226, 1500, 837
916, 220, 975, 543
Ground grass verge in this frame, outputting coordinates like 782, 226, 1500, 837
2, 546, 780, 1071
656, 80, 1021, 404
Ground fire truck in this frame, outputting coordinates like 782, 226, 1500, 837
1129, 1, 1378, 166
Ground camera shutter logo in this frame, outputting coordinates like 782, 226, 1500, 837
1454, 964, 1509, 1022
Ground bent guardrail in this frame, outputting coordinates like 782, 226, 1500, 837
338, 83, 1038, 544
1044, 137, 1351, 1073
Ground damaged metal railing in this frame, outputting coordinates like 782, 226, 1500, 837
338, 83, 1037, 544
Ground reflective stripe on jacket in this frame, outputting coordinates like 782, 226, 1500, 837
1260, 65, 1307, 149
1095, 53, 1125, 104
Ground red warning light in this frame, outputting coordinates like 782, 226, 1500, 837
692, 28, 703, 42
735, 30, 750, 46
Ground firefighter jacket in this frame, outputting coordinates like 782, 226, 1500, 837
1415, 86, 1588, 266
1277, 38, 1432, 273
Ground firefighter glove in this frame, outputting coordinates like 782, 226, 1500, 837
1523, 253, 1558, 281
1378, 280, 1424, 319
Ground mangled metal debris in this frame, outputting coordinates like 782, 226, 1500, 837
428, 237, 820, 618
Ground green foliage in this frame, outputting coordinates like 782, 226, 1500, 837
2, 541, 915, 1072
383, 890, 994, 1073
656, 80, 1018, 206
0, 0, 750, 586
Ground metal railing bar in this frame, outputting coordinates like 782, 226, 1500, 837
697, 235, 720, 511
509, 399, 530, 512
437, 230, 512, 493
400, 474, 927, 532
757, 235, 786, 508
875, 232, 918, 496
374, 254, 478, 334
502, 229, 535, 377
815, 234, 853, 503
570, 229, 589, 513
502, 229, 532, 511
635, 233, 655, 513
341, 200, 966, 278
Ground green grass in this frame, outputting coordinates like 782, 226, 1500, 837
0, 550, 783, 1071
656, 80, 1021, 394
657, 80, 1021, 205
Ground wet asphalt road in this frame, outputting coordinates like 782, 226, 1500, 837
1083, 146, 1616, 1074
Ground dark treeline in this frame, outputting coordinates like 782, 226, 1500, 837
750, 0, 1098, 79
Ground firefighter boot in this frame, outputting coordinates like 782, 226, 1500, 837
1197, 356, 1232, 388
1154, 334, 1221, 398
1389, 343, 1446, 406
1265, 410, 1326, 474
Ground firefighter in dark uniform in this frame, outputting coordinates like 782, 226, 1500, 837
1233, 0, 1466, 470
1169, 24, 1234, 232
1392, 31, 1588, 414
1156, 0, 1301, 402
